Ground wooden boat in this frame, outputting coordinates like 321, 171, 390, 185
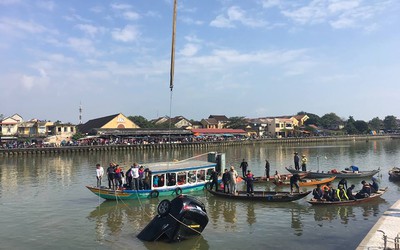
86, 152, 224, 200
286, 167, 380, 179
389, 167, 400, 181
273, 176, 336, 187
307, 187, 388, 205
206, 189, 311, 202
250, 172, 309, 183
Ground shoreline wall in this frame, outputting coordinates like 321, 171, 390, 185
0, 135, 394, 157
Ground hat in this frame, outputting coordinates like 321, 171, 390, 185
294, 152, 298, 154
371, 177, 377, 182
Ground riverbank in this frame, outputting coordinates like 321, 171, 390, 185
0, 135, 392, 157
357, 199, 400, 249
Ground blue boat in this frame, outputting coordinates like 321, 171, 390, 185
86, 152, 225, 200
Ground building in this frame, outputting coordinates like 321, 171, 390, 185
0, 114, 23, 136
208, 115, 229, 129
77, 113, 139, 135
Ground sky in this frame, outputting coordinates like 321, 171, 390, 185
1, 0, 399, 124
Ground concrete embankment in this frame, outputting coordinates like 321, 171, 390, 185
0, 135, 391, 157
357, 199, 400, 249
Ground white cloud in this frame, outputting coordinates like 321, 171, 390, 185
111, 25, 139, 42
36, 1, 55, 11
0, 18, 47, 33
179, 43, 200, 57
20, 71, 49, 90
261, 0, 282, 9
76, 24, 104, 37
210, 15, 234, 28
281, 0, 392, 30
282, 1, 327, 25
110, 3, 132, 10
330, 17, 355, 29
328, 0, 360, 13
90, 6, 103, 13
123, 11, 140, 20
181, 17, 204, 25
210, 6, 267, 28
68, 37, 97, 55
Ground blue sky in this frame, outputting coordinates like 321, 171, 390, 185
1, 0, 399, 124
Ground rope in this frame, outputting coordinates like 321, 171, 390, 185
167, 212, 203, 235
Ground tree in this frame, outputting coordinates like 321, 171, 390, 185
344, 116, 357, 134
72, 132, 84, 140
369, 117, 382, 132
226, 116, 248, 129
297, 111, 321, 126
383, 115, 398, 132
354, 120, 369, 134
320, 113, 343, 130
128, 116, 154, 128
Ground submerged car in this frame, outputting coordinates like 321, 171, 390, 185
137, 194, 209, 242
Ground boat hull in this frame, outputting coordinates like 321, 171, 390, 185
86, 184, 206, 200
307, 188, 387, 205
273, 176, 336, 187
206, 189, 311, 202
252, 172, 309, 183
286, 167, 380, 179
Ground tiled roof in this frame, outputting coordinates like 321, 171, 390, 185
208, 115, 229, 122
77, 113, 120, 134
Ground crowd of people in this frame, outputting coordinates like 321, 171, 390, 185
311, 178, 380, 201
95, 162, 152, 190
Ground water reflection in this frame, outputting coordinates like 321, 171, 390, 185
88, 199, 210, 249
87, 199, 159, 243
312, 199, 387, 226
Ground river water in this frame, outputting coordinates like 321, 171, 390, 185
1, 139, 400, 250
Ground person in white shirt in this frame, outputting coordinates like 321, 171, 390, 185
131, 163, 140, 190
96, 163, 104, 187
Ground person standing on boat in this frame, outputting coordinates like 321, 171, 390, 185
290, 174, 300, 194
95, 163, 104, 187
301, 155, 307, 171
229, 166, 239, 195
138, 166, 145, 190
245, 170, 255, 196
222, 169, 230, 193
125, 166, 133, 189
265, 159, 270, 179
131, 163, 140, 190
115, 165, 123, 189
239, 159, 248, 177
294, 152, 300, 171
106, 163, 116, 189
209, 169, 219, 192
